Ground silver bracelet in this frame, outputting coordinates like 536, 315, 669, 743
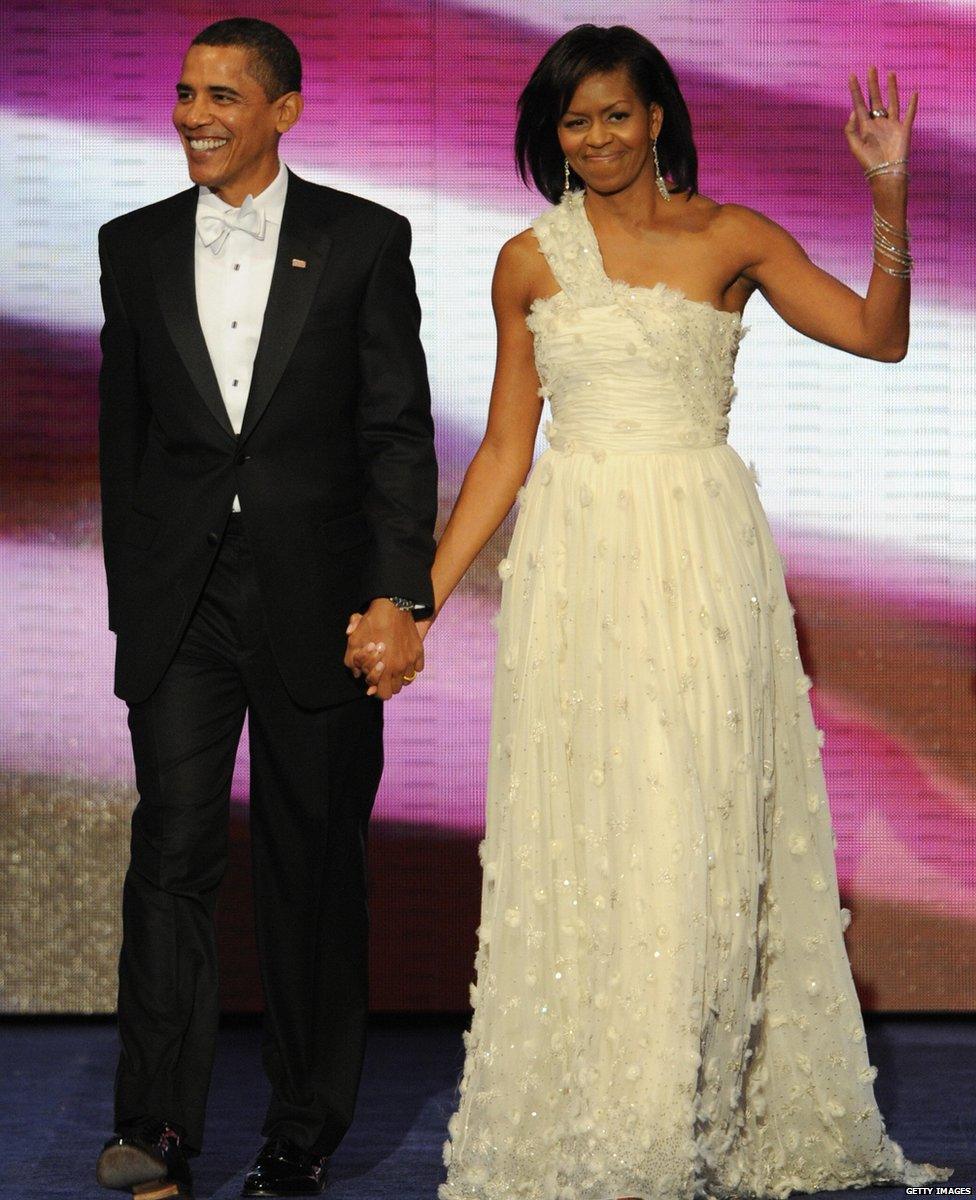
874, 259, 912, 278
873, 208, 910, 239
864, 157, 909, 178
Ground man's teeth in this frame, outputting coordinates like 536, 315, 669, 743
189, 138, 228, 151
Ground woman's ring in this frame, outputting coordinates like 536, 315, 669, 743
868, 107, 888, 119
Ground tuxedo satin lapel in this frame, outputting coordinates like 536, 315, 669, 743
239, 180, 332, 442
150, 197, 236, 441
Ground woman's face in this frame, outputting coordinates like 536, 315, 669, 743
557, 66, 662, 196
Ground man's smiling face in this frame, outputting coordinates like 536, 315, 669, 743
172, 43, 301, 206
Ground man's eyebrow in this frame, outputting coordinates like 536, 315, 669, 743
175, 82, 244, 98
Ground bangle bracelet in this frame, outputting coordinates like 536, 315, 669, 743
864, 157, 908, 177
873, 240, 913, 268
873, 209, 910, 239
869, 195, 913, 277
867, 171, 910, 184
873, 232, 912, 260
874, 259, 912, 278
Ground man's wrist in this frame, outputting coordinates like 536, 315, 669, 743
371, 595, 434, 621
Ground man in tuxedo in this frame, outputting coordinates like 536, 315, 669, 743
94, 18, 436, 1198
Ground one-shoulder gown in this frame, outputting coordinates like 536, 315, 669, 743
438, 188, 953, 1200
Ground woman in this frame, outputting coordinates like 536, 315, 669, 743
351, 23, 952, 1200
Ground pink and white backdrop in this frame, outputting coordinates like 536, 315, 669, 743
1, 0, 973, 1013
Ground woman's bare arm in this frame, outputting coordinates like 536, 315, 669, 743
349, 230, 548, 687
424, 232, 546, 619
726, 68, 917, 362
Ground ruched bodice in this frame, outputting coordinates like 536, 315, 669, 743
526, 188, 746, 453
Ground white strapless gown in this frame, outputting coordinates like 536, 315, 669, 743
438, 189, 952, 1200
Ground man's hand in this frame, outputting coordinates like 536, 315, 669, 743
343, 599, 424, 699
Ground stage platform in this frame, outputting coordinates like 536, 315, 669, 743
1, 1015, 971, 1199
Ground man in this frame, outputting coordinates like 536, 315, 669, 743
94, 18, 436, 1199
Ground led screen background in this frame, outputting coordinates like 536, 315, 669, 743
1, 0, 973, 1012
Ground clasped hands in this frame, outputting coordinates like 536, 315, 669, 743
343, 599, 432, 700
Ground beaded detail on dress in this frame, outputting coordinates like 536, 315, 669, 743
438, 188, 953, 1200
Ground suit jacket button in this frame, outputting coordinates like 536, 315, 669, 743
235, 452, 249, 466
207, 531, 220, 546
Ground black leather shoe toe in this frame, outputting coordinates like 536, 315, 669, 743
241, 1135, 328, 1196
96, 1123, 193, 1198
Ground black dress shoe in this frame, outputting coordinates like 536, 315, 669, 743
96, 1122, 194, 1198
241, 1135, 328, 1196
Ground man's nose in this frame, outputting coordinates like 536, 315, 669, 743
182, 97, 213, 128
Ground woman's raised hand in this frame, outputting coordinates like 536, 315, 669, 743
845, 66, 917, 177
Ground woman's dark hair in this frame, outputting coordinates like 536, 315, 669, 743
191, 18, 301, 100
515, 24, 697, 204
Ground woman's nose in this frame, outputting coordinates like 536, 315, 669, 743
585, 122, 612, 147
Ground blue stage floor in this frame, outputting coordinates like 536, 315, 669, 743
1, 1015, 971, 1199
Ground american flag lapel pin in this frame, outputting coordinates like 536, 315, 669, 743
292, 258, 307, 269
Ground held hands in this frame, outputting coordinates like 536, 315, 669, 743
343, 600, 428, 699
845, 66, 917, 178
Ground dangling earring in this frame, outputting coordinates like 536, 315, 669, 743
652, 138, 670, 201
563, 157, 571, 194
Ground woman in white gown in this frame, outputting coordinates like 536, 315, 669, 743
351, 22, 952, 1200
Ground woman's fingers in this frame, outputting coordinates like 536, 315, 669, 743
867, 64, 884, 112
848, 73, 869, 127
351, 641, 385, 677
905, 89, 919, 133
887, 70, 900, 122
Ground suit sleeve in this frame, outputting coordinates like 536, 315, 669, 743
97, 227, 151, 632
354, 214, 438, 609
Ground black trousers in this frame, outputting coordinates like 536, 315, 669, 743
113, 513, 384, 1155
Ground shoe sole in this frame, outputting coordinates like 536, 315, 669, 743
96, 1144, 190, 1197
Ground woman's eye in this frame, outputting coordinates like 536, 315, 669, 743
609, 111, 629, 121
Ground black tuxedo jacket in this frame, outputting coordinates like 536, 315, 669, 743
97, 167, 437, 708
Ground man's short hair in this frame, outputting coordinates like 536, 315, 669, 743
191, 17, 301, 100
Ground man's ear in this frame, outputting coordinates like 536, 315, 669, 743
276, 91, 303, 135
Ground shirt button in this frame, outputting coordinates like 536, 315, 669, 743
231, 320, 238, 328
233, 263, 241, 271
232, 379, 239, 387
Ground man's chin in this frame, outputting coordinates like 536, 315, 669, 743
181, 148, 231, 189
185, 160, 222, 190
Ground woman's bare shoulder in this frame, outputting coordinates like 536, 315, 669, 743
707, 199, 791, 242
497, 226, 544, 271
494, 226, 551, 307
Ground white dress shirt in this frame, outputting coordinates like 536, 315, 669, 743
195, 163, 288, 512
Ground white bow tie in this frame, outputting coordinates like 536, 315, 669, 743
196, 195, 266, 254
